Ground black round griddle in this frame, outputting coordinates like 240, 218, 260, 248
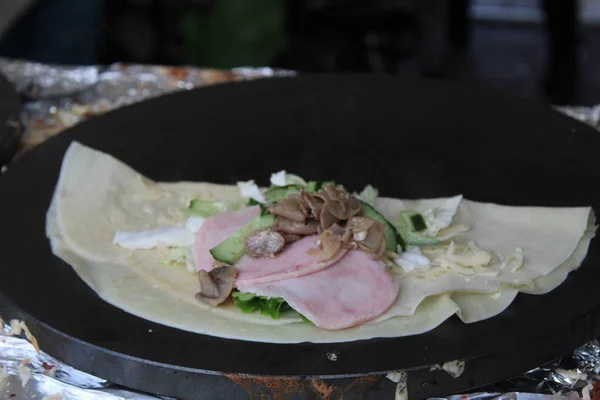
0, 72, 21, 167
1, 75, 599, 400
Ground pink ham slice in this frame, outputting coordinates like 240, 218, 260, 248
193, 206, 260, 271
236, 250, 399, 330
235, 235, 347, 285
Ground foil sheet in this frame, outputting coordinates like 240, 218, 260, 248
0, 57, 295, 155
1, 320, 168, 400
1, 57, 600, 399
444, 341, 600, 399
430, 394, 578, 400
2, 315, 600, 400
0, 59, 100, 99
0, 56, 597, 159
554, 105, 600, 130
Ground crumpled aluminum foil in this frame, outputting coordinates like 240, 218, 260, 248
0, 57, 296, 155
2, 315, 600, 400
0, 56, 598, 158
1, 57, 600, 400
554, 105, 600, 130
1, 321, 169, 400
0, 59, 100, 99
451, 341, 600, 400
430, 393, 579, 400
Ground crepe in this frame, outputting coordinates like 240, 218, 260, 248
45, 142, 596, 343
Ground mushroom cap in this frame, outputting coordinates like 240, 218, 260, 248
245, 229, 285, 258
267, 197, 307, 222
246, 184, 387, 264
195, 265, 237, 306
275, 217, 320, 235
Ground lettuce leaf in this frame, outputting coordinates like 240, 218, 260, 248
299, 314, 313, 324
184, 199, 240, 217
355, 184, 379, 203
231, 291, 290, 319
159, 247, 196, 273
231, 292, 315, 324
269, 170, 308, 187
237, 180, 266, 204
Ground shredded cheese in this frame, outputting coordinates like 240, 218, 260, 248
472, 266, 499, 277
393, 240, 510, 280
429, 360, 465, 378
18, 365, 31, 388
159, 246, 196, 274
19, 321, 40, 352
394, 247, 430, 273
8, 319, 21, 336
499, 248, 524, 272
0, 366, 7, 390
435, 224, 470, 241
386, 371, 405, 383
428, 241, 491, 275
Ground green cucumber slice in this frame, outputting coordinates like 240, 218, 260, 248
210, 214, 276, 264
263, 185, 303, 202
360, 201, 406, 251
186, 199, 237, 217
400, 210, 427, 232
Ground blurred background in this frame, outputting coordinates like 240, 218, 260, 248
0, 0, 598, 106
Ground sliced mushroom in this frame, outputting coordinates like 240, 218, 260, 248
263, 184, 382, 260
347, 216, 374, 241
197, 271, 218, 298
323, 184, 346, 202
314, 187, 345, 220
346, 196, 362, 217
355, 220, 387, 260
317, 223, 353, 261
300, 190, 324, 219
268, 198, 306, 222
275, 217, 320, 235
327, 223, 346, 236
362, 219, 385, 247
319, 208, 339, 231
195, 266, 237, 306
347, 216, 374, 233
315, 185, 362, 220
319, 230, 343, 261
282, 234, 302, 244
328, 223, 352, 245
375, 238, 387, 259
358, 236, 387, 260
245, 229, 285, 257
289, 193, 309, 218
